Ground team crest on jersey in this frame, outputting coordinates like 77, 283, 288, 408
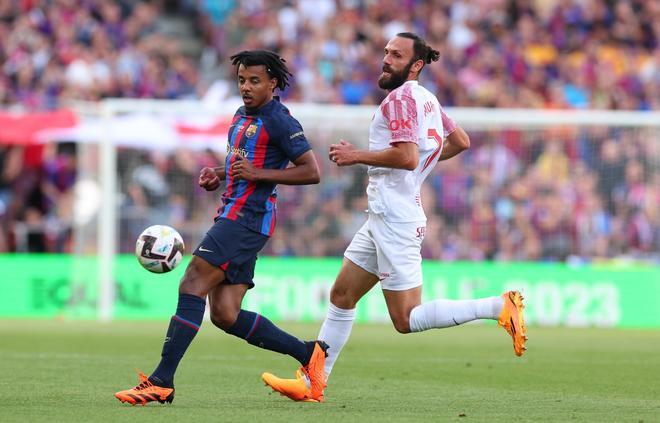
245, 124, 258, 138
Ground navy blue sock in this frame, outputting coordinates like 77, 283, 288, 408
150, 293, 206, 387
226, 309, 314, 365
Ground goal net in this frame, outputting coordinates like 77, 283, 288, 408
68, 100, 660, 320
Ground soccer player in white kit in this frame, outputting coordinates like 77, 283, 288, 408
262, 33, 527, 403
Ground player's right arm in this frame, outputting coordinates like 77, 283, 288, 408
230, 151, 320, 185
330, 89, 421, 170
329, 140, 418, 170
198, 165, 225, 191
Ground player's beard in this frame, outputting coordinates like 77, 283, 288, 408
378, 60, 414, 90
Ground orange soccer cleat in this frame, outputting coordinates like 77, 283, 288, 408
262, 369, 318, 402
114, 370, 175, 406
262, 340, 329, 402
498, 290, 528, 357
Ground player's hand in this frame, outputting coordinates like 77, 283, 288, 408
329, 139, 357, 166
230, 155, 260, 181
199, 167, 220, 191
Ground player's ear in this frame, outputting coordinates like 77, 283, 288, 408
270, 78, 277, 92
411, 59, 424, 75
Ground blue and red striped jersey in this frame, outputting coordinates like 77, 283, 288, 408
218, 97, 311, 236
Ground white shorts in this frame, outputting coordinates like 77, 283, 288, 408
344, 213, 426, 291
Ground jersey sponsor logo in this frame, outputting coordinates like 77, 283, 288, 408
289, 130, 304, 139
416, 226, 426, 238
388, 118, 412, 131
245, 123, 258, 138
226, 143, 249, 159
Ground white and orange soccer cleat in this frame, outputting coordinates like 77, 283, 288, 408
498, 290, 528, 357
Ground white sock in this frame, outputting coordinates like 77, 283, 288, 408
409, 296, 504, 332
318, 303, 356, 378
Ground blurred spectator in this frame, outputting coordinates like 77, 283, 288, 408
473, 134, 520, 190
0, 146, 22, 251
122, 151, 171, 250
429, 154, 471, 226
535, 140, 569, 183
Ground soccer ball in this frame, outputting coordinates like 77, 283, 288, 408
135, 225, 185, 273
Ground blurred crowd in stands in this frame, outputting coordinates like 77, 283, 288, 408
203, 0, 659, 110
0, 0, 658, 262
2, 0, 658, 110
0, 0, 200, 109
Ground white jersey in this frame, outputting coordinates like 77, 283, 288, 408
366, 80, 457, 222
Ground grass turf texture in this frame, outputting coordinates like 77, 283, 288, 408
1, 320, 659, 422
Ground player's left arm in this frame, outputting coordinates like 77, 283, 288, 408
230, 115, 320, 185
438, 126, 470, 161
230, 151, 320, 185
437, 106, 470, 161
330, 140, 418, 170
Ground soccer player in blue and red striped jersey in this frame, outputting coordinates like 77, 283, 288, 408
115, 50, 328, 406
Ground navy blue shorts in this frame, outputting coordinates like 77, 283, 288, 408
193, 218, 269, 289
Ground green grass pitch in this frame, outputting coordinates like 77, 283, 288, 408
1, 320, 659, 422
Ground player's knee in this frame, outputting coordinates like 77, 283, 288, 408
392, 317, 412, 334
209, 307, 238, 331
210, 315, 231, 331
179, 277, 196, 296
178, 261, 202, 294
329, 284, 358, 309
210, 313, 236, 331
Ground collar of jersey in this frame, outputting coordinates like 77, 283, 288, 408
243, 96, 280, 116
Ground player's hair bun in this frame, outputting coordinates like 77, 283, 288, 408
426, 48, 441, 64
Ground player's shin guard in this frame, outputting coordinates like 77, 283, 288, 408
150, 293, 206, 387
409, 297, 503, 332
318, 303, 355, 378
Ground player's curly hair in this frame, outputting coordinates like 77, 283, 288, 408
396, 32, 441, 67
230, 50, 292, 91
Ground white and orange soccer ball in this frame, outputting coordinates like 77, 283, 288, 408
135, 225, 185, 273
